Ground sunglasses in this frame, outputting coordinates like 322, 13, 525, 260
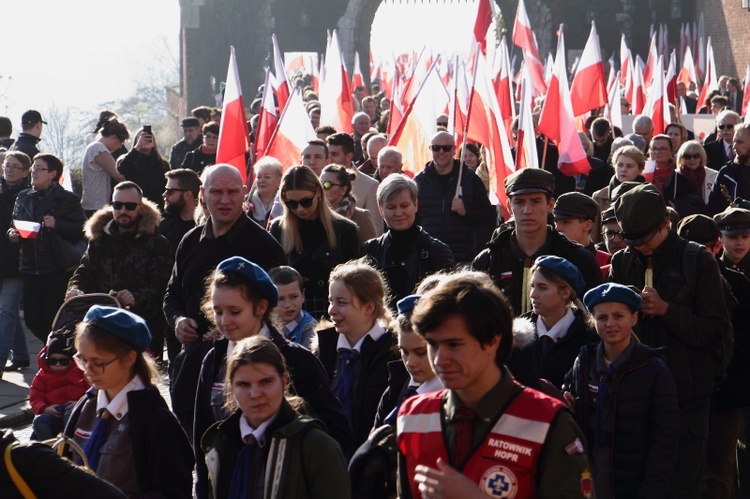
682, 153, 701, 160
718, 124, 735, 130
111, 201, 141, 211
46, 356, 72, 366
430, 145, 454, 153
437, 122, 448, 127
284, 195, 316, 210
322, 180, 344, 190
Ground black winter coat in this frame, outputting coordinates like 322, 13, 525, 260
414, 159, 495, 263
12, 183, 86, 275
707, 160, 750, 215
361, 226, 454, 304
0, 176, 30, 277
116, 149, 170, 208
564, 343, 679, 499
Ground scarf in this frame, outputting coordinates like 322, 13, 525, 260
679, 166, 706, 197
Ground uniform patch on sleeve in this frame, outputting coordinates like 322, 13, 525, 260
565, 437, 584, 455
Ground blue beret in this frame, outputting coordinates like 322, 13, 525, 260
216, 257, 278, 307
84, 306, 152, 352
397, 295, 420, 315
583, 283, 642, 312
533, 255, 586, 295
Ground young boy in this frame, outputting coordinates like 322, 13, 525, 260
269, 266, 317, 350
714, 207, 750, 275
564, 283, 679, 498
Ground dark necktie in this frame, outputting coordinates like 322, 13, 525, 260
228, 434, 258, 497
83, 410, 111, 471
595, 365, 615, 451
454, 406, 478, 468
334, 349, 360, 422
403, 385, 419, 401
541, 335, 555, 356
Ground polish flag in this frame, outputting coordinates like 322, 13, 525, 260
570, 22, 607, 116
451, 58, 470, 146
544, 53, 554, 83
512, 0, 546, 96
264, 88, 317, 171
643, 35, 658, 89
696, 37, 718, 112
620, 35, 630, 87
386, 78, 405, 137
742, 64, 750, 118
631, 57, 647, 115
643, 160, 656, 182
255, 68, 278, 157
473, 0, 494, 55
495, 38, 516, 145
352, 52, 366, 93
13, 220, 41, 239
644, 56, 669, 135
515, 66, 539, 172
216, 46, 250, 183
388, 57, 448, 177
537, 26, 591, 177
604, 71, 623, 130
677, 46, 698, 87
310, 54, 320, 94
665, 51, 678, 106
319, 30, 353, 134
272, 34, 291, 113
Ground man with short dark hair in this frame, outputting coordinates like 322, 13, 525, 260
397, 272, 591, 498
590, 117, 613, 163
0, 116, 14, 149
315, 125, 337, 141
726, 78, 744, 113
169, 117, 203, 169
11, 110, 45, 158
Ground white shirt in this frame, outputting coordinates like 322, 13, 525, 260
336, 323, 387, 352
415, 376, 444, 395
239, 411, 279, 447
96, 375, 146, 421
227, 324, 272, 359
536, 308, 576, 343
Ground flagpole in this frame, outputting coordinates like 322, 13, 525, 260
541, 136, 549, 168
456, 46, 481, 199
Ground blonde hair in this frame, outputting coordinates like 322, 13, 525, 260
329, 258, 393, 325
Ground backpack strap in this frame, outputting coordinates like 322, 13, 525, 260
4, 442, 37, 499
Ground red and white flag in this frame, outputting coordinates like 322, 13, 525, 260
742, 64, 750, 119
604, 71, 623, 130
512, 0, 546, 96
644, 56, 669, 135
272, 34, 291, 113
473, 0, 494, 55
696, 37, 718, 112
264, 88, 317, 171
13, 220, 41, 239
643, 35, 659, 89
537, 26, 591, 177
494, 38, 516, 145
255, 68, 278, 158
515, 66, 539, 172
677, 46, 698, 87
631, 56, 647, 115
216, 46, 250, 184
620, 35, 631, 87
570, 21, 607, 116
319, 30, 353, 133
665, 50, 678, 106
352, 52, 366, 93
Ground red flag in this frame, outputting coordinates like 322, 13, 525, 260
216, 46, 250, 183
272, 34, 291, 113
473, 0, 493, 55
537, 26, 591, 177
319, 30, 353, 133
255, 69, 278, 157
570, 22, 607, 116
265, 88, 317, 170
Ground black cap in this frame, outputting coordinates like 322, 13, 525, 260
614, 184, 667, 241
714, 207, 750, 235
609, 180, 643, 204
601, 206, 617, 223
504, 168, 555, 196
677, 214, 720, 243
553, 192, 599, 221
21, 110, 47, 126
180, 117, 200, 127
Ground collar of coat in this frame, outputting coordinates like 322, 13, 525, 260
84, 198, 162, 240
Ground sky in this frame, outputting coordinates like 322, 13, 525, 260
0, 0, 181, 132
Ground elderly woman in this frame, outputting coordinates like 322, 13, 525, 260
361, 173, 454, 304
648, 134, 706, 216
320, 164, 376, 246
677, 140, 716, 205
247, 156, 282, 228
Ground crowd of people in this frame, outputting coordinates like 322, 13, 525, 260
0, 66, 749, 498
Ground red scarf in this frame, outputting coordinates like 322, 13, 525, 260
652, 166, 673, 194
679, 166, 706, 197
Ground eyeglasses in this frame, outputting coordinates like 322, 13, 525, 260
322, 180, 344, 190
111, 201, 141, 211
46, 356, 72, 366
718, 124, 735, 130
622, 224, 662, 247
31, 166, 49, 172
74, 354, 122, 375
650, 147, 671, 153
164, 188, 189, 195
3, 164, 28, 172
284, 195, 316, 210
602, 230, 624, 241
682, 153, 702, 160
430, 145, 454, 153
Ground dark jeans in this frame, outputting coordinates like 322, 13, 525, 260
22, 271, 71, 341
705, 406, 742, 498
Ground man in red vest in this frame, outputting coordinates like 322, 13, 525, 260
397, 272, 592, 498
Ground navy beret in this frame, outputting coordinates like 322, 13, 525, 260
84, 306, 152, 352
397, 295, 420, 315
216, 257, 279, 307
533, 255, 586, 295
583, 283, 642, 312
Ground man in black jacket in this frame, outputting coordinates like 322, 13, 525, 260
10, 110, 44, 158
414, 131, 495, 263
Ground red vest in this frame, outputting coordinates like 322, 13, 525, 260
397, 386, 564, 499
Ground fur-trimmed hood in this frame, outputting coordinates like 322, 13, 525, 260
512, 317, 538, 350
84, 198, 162, 240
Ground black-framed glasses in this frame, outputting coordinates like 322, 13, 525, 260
31, 166, 49, 172
164, 188, 189, 195
682, 153, 701, 160
74, 354, 122, 375
322, 180, 344, 190
622, 224, 662, 247
284, 196, 316, 210
46, 356, 72, 366
430, 145, 454, 153
650, 147, 671, 153
111, 201, 141, 211
602, 230, 624, 241
718, 124, 735, 130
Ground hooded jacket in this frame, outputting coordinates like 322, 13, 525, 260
67, 199, 172, 331
29, 347, 89, 415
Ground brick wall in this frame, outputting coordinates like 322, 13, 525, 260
695, 0, 750, 79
